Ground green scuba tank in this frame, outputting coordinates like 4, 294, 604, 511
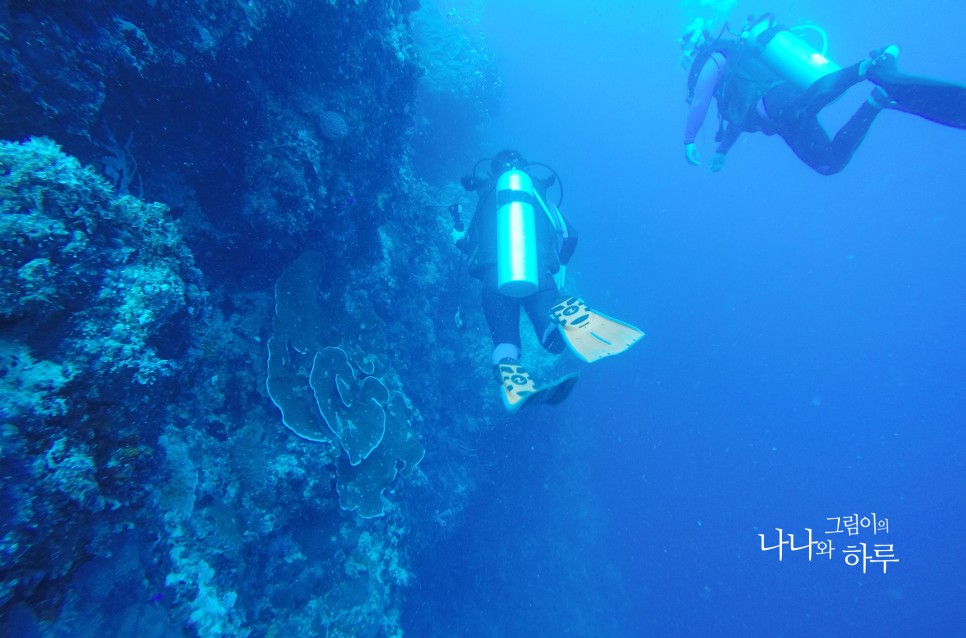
495, 169, 539, 298
743, 17, 841, 91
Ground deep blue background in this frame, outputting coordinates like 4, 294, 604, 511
407, 1, 966, 636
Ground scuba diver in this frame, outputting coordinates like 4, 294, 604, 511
453, 149, 644, 412
680, 14, 966, 175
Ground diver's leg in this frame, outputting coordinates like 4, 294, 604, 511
523, 285, 566, 354
482, 285, 522, 364
869, 60, 966, 129
765, 85, 834, 171
799, 62, 866, 114
823, 101, 882, 174
775, 121, 828, 173
775, 111, 867, 176
766, 82, 880, 175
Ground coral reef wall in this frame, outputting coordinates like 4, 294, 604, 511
3, 0, 423, 272
1, 1, 497, 636
0, 135, 207, 614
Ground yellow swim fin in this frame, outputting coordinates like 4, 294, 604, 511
495, 359, 538, 413
494, 359, 580, 412
550, 297, 645, 363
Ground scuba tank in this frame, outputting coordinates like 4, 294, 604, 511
742, 15, 841, 91
494, 169, 539, 298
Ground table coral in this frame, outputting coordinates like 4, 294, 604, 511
266, 250, 425, 518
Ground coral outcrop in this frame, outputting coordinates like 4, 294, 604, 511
0, 2, 493, 636
267, 250, 425, 518
0, 136, 206, 610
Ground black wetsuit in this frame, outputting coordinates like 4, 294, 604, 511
691, 50, 879, 175
688, 44, 966, 175
866, 57, 966, 129
760, 62, 880, 175
462, 174, 573, 354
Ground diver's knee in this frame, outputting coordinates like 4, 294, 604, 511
814, 162, 844, 176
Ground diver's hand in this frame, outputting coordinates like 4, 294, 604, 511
709, 152, 727, 172
685, 142, 701, 166
450, 228, 467, 247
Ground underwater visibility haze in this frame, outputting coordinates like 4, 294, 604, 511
1, 0, 965, 636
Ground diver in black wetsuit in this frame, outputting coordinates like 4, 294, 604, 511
458, 150, 573, 369
681, 15, 966, 175
452, 150, 644, 412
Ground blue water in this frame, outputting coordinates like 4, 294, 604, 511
4, 1, 966, 635
406, 1, 966, 636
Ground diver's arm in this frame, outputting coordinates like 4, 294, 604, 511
714, 121, 742, 153
709, 120, 742, 171
684, 52, 725, 165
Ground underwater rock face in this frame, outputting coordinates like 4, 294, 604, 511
0, 134, 425, 638
0, 137, 205, 389
1, 2, 493, 636
0, 136, 206, 611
